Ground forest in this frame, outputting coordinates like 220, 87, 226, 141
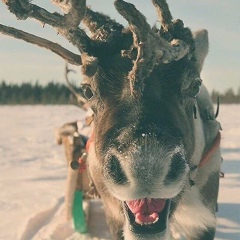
0, 81, 80, 105
0, 81, 239, 105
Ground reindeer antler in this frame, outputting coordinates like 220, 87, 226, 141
1, 0, 133, 65
0, 24, 82, 65
114, 0, 191, 95
1, 0, 194, 94
83, 7, 123, 42
151, 0, 173, 31
65, 64, 87, 107
0, 0, 94, 64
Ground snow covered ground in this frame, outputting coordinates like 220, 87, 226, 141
0, 105, 239, 240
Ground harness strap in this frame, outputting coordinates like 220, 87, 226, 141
79, 132, 100, 198
198, 132, 221, 168
86, 132, 94, 152
188, 132, 221, 187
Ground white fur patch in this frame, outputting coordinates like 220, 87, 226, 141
171, 187, 216, 238
124, 224, 170, 240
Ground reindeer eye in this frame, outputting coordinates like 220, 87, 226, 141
82, 85, 94, 100
190, 79, 202, 98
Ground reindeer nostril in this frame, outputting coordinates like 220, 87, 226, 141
107, 156, 128, 185
164, 152, 187, 184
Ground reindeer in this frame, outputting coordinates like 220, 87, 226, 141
0, 1, 222, 239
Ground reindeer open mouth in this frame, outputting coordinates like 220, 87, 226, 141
124, 198, 171, 234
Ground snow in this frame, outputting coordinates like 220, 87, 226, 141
215, 105, 240, 240
0, 105, 239, 240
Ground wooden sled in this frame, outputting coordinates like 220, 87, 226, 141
56, 121, 111, 238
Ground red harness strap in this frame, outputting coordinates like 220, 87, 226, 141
86, 132, 94, 153
78, 132, 94, 173
198, 132, 221, 168
78, 157, 87, 173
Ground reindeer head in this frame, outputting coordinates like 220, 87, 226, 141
78, 1, 209, 239
0, 0, 209, 238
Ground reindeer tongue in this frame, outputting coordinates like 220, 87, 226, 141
126, 198, 166, 225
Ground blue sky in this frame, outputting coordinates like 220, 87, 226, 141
0, 0, 239, 93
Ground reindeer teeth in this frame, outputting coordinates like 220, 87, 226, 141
134, 212, 160, 226
135, 217, 159, 226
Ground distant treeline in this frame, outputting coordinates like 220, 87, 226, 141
0, 81, 239, 104
0, 81, 80, 105
211, 88, 240, 104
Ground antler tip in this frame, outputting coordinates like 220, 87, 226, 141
114, 0, 123, 4
114, 0, 132, 10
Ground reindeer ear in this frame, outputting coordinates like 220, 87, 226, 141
193, 29, 209, 73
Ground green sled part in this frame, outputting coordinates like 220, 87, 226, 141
72, 190, 87, 233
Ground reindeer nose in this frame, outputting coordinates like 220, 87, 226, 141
106, 155, 128, 185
